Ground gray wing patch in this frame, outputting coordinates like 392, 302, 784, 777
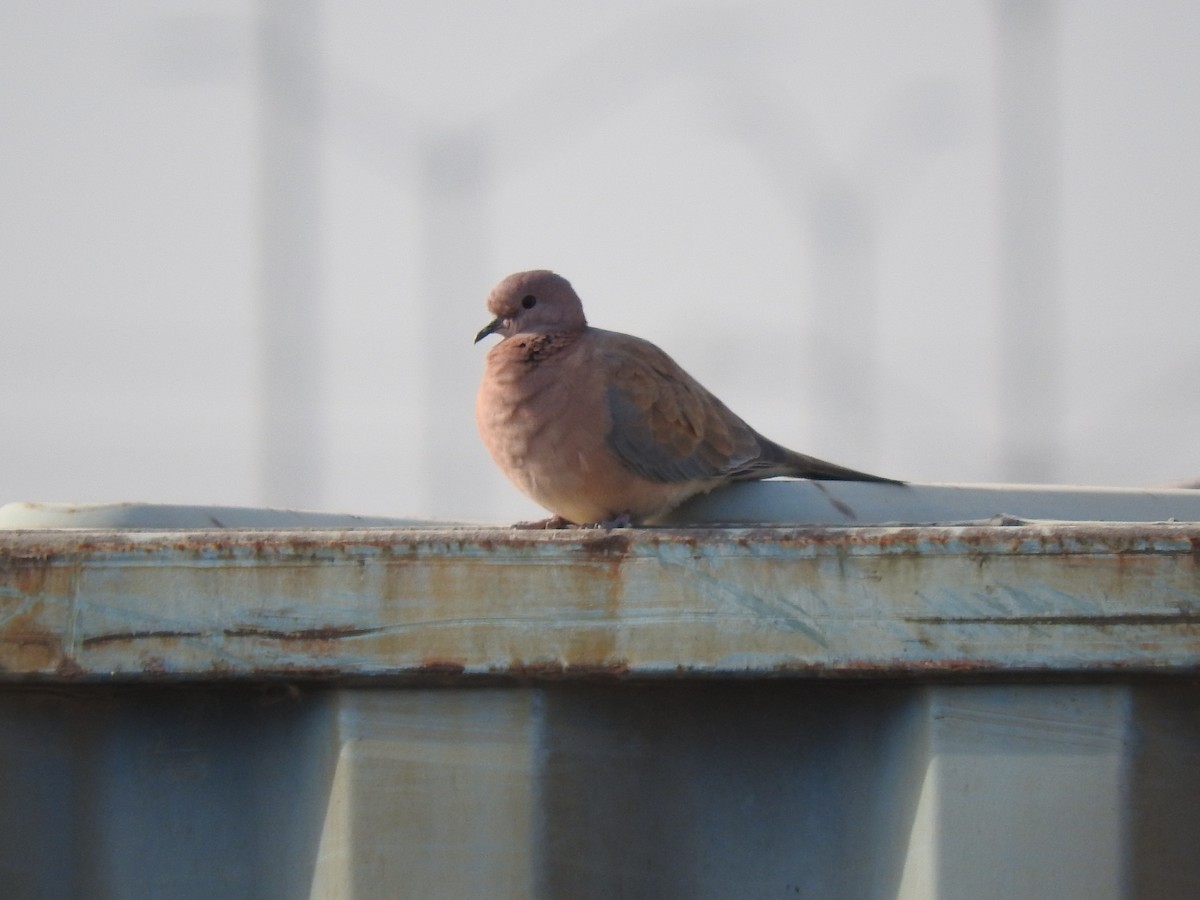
605, 386, 755, 484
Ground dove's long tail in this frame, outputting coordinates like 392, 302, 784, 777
743, 435, 905, 485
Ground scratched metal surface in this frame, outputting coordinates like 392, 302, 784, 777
1, 523, 1198, 680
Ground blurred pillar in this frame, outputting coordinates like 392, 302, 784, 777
255, 0, 324, 507
418, 131, 490, 518
995, 0, 1061, 483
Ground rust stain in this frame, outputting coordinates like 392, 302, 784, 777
417, 657, 467, 675
2, 557, 77, 619
501, 658, 632, 680
0, 606, 62, 670
566, 534, 630, 662
223, 625, 380, 641
54, 656, 85, 678
81, 630, 205, 647
576, 533, 633, 558
218, 624, 383, 659
14, 564, 51, 596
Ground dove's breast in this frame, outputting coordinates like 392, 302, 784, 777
476, 334, 703, 524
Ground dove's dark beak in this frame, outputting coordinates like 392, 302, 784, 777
474, 316, 504, 344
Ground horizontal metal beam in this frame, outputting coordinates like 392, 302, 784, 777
2, 523, 1198, 681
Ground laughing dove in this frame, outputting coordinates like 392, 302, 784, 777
475, 270, 901, 526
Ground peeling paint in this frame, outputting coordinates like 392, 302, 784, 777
0, 523, 1198, 681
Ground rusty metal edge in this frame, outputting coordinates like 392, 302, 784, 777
2, 523, 1199, 684
1, 522, 1198, 559
1, 658, 1199, 687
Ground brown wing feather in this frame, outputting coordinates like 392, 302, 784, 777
595, 328, 903, 486
597, 330, 771, 484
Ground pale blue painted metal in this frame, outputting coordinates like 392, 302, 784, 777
661, 479, 1200, 525
0, 501, 432, 529
6, 480, 1200, 529
1, 518, 1198, 679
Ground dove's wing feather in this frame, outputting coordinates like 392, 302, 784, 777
597, 329, 901, 486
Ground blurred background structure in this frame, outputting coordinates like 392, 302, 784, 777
2, 1, 1198, 522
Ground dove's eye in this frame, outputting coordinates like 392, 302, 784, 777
521, 295, 537, 309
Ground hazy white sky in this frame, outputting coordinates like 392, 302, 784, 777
2, 1, 1198, 522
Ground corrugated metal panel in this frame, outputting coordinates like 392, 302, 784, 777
0, 682, 1197, 898
1, 504, 1199, 897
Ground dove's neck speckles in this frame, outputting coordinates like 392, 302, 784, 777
511, 331, 582, 366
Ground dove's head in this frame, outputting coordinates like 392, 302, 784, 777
474, 270, 587, 344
